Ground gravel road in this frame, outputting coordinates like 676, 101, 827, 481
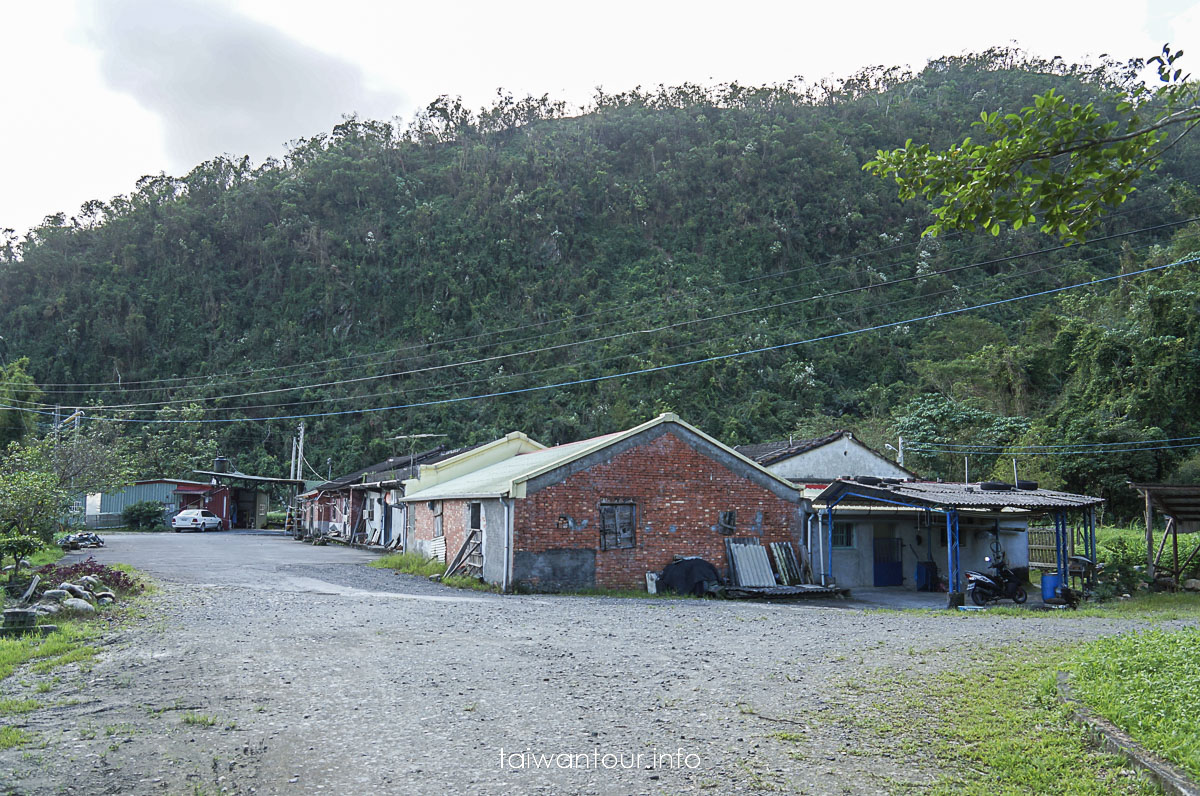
0, 532, 1183, 795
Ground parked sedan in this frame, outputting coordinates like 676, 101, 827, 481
172, 509, 222, 532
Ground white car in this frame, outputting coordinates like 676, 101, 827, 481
172, 509, 222, 532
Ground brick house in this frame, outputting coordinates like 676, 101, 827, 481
400, 414, 804, 591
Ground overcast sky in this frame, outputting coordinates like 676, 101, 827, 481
2, 0, 1197, 236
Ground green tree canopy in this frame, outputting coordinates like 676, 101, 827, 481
866, 46, 1200, 242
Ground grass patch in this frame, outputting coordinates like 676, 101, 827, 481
794, 645, 1158, 794
181, 712, 218, 726
441, 574, 501, 592
0, 726, 32, 749
1067, 626, 1200, 779
369, 552, 446, 577
0, 621, 101, 681
0, 698, 41, 716
964, 591, 1200, 620
27, 546, 66, 568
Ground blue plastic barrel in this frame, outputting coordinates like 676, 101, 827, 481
1041, 573, 1061, 601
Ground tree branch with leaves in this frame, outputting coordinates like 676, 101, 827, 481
865, 45, 1199, 242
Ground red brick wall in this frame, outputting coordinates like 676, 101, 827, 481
410, 499, 472, 561
513, 431, 799, 589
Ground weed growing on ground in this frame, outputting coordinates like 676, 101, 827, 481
0, 622, 99, 682
776, 643, 1159, 795
0, 698, 41, 716
0, 726, 32, 749
181, 712, 218, 727
369, 552, 446, 577
440, 575, 501, 592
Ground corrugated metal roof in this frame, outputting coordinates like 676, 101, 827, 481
314, 444, 482, 491
736, 431, 851, 466
399, 414, 804, 503
817, 478, 1102, 511
1131, 483, 1200, 530
398, 433, 622, 501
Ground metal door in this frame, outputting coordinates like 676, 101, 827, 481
873, 537, 903, 587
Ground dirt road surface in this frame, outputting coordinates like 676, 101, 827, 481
0, 532, 1174, 794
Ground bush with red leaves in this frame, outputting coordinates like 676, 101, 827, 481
35, 557, 145, 596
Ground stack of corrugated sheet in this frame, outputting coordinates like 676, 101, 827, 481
725, 539, 777, 587
769, 542, 804, 585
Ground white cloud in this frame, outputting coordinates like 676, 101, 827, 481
0, 0, 1195, 237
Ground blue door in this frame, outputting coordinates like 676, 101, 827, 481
873, 537, 903, 587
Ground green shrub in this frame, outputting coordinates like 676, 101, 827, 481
121, 501, 166, 530
0, 534, 41, 581
1093, 536, 1146, 601
264, 511, 286, 529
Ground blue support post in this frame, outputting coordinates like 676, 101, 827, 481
825, 505, 834, 585
1087, 507, 1097, 566
946, 509, 960, 593
1056, 511, 1069, 584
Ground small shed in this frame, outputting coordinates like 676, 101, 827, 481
87, 479, 214, 528
1130, 483, 1200, 586
815, 478, 1103, 605
193, 469, 305, 530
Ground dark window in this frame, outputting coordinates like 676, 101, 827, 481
832, 522, 854, 548
599, 503, 636, 550
469, 502, 482, 531
718, 510, 736, 534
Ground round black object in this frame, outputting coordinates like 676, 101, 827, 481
979, 481, 1014, 491
1016, 480, 1039, 491
855, 475, 883, 486
658, 558, 720, 597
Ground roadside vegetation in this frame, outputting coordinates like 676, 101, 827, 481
1067, 627, 1200, 780
0, 560, 153, 750
369, 551, 499, 592
791, 643, 1162, 794
370, 551, 447, 577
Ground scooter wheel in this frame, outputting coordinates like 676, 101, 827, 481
1013, 586, 1027, 604
970, 588, 987, 606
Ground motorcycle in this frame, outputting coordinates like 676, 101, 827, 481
965, 552, 1027, 605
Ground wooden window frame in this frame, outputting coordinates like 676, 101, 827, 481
599, 501, 636, 550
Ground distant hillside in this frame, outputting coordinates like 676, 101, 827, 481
3, 49, 1199, 519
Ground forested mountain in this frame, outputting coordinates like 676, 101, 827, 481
2, 49, 1199, 519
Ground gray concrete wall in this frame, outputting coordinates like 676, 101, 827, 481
513, 548, 596, 591
482, 499, 507, 586
767, 438, 909, 482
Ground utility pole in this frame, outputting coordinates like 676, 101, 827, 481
296, 421, 305, 478
897, 436, 904, 467
289, 437, 297, 482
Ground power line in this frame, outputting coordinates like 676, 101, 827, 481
8, 212, 1197, 395
909, 442, 1200, 456
907, 434, 1200, 451
18, 230, 1180, 417
15, 221, 1197, 412
3, 252, 1195, 425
